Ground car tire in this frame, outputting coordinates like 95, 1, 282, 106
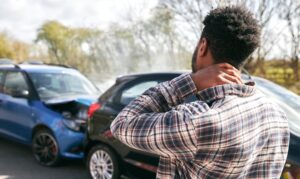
87, 144, 120, 179
32, 129, 60, 167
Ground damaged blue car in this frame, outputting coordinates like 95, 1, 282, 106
0, 61, 98, 166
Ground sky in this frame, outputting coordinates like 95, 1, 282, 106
0, 0, 291, 59
0, 0, 158, 43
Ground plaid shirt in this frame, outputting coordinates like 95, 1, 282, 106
111, 74, 289, 179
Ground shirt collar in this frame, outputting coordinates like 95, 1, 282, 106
196, 82, 256, 103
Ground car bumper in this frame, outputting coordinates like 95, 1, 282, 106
55, 127, 85, 159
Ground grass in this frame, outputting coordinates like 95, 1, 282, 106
252, 64, 300, 95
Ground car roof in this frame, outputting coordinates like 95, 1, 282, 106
114, 72, 257, 87
116, 71, 189, 82
0, 64, 78, 73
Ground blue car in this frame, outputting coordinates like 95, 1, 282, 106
0, 61, 98, 166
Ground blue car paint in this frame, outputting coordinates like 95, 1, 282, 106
31, 100, 89, 159
35, 99, 94, 159
44, 95, 97, 106
0, 65, 97, 160
0, 93, 33, 144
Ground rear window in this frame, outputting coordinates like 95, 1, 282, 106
120, 81, 158, 105
99, 81, 125, 102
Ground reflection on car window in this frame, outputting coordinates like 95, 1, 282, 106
120, 81, 158, 105
4, 72, 29, 96
254, 77, 300, 110
28, 72, 98, 100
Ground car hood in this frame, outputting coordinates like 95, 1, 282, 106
43, 94, 98, 106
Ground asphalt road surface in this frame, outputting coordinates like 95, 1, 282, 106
0, 137, 88, 179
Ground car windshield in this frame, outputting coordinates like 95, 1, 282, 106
28, 72, 98, 100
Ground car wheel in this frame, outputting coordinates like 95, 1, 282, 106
87, 144, 120, 179
32, 129, 60, 166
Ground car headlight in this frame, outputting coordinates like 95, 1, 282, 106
62, 119, 81, 131
77, 109, 88, 119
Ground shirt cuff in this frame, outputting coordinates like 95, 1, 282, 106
170, 73, 197, 99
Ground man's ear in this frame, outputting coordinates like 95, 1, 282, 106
197, 38, 208, 57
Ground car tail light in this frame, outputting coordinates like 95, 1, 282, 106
87, 103, 101, 119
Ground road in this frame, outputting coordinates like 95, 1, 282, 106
0, 137, 88, 179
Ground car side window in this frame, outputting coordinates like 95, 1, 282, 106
0, 71, 4, 93
3, 72, 29, 96
120, 81, 158, 105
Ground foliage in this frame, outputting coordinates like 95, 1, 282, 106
1, 1, 299, 95
253, 60, 300, 95
36, 21, 93, 73
0, 33, 29, 62
0, 33, 14, 59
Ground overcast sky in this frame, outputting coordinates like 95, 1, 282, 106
0, 0, 158, 43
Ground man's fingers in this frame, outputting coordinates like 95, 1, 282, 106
222, 73, 243, 84
218, 76, 236, 85
217, 63, 241, 75
192, 63, 243, 91
216, 63, 242, 84
221, 69, 241, 78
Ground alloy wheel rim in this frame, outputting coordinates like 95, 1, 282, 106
90, 150, 114, 179
32, 133, 58, 165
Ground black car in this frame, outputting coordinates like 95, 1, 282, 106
85, 72, 300, 179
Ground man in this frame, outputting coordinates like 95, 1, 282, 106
111, 6, 289, 179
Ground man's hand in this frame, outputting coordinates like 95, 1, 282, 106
190, 63, 242, 91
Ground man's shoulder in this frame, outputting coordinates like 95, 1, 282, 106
243, 90, 288, 120
216, 89, 283, 114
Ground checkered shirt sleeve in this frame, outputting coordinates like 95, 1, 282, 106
110, 73, 200, 159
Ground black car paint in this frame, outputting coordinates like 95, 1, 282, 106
86, 72, 300, 178
86, 73, 183, 178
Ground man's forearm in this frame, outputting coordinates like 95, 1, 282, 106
114, 73, 197, 119
110, 73, 198, 158
144, 73, 198, 111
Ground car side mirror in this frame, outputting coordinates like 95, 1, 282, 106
11, 89, 30, 99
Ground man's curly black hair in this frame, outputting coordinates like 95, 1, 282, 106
193, 6, 261, 69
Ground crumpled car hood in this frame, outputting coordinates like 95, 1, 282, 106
44, 95, 98, 106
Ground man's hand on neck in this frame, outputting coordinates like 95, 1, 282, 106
190, 63, 242, 91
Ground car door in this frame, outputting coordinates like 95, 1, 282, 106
0, 71, 34, 143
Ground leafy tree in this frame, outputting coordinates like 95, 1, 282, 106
36, 21, 73, 64
0, 32, 29, 62
0, 33, 14, 59
36, 21, 94, 73
280, 0, 300, 81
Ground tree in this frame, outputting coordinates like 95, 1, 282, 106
142, 6, 191, 69
157, 0, 283, 75
36, 21, 73, 64
85, 5, 191, 80
0, 33, 14, 59
0, 32, 29, 62
280, 0, 300, 81
12, 41, 30, 62
36, 21, 93, 73
240, 0, 282, 75
157, 0, 211, 48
